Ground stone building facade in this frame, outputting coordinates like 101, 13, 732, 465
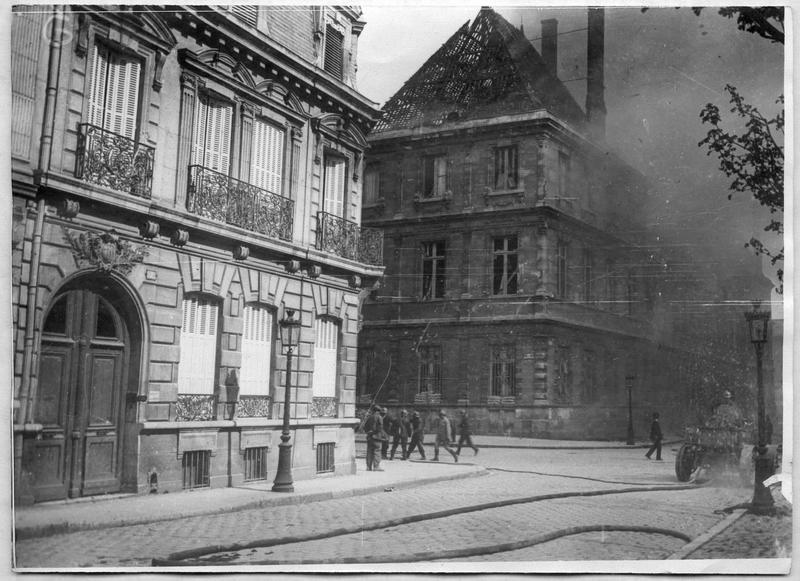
11, 5, 382, 503
358, 8, 742, 440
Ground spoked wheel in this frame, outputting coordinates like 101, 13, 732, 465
675, 443, 699, 482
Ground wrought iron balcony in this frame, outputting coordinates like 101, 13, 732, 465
187, 165, 294, 241
76, 124, 155, 198
317, 211, 384, 266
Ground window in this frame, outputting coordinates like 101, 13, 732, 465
177, 296, 219, 394
558, 151, 571, 198
316, 442, 335, 473
583, 249, 593, 302
243, 446, 268, 481
323, 155, 347, 217
557, 241, 568, 298
192, 94, 233, 173
324, 24, 344, 79
493, 236, 518, 295
363, 164, 380, 205
422, 241, 446, 300
418, 345, 442, 394
87, 42, 142, 139
239, 305, 273, 396
422, 155, 447, 198
182, 450, 210, 489
313, 317, 339, 397
231, 5, 259, 27
358, 347, 376, 398
491, 345, 516, 397
494, 145, 518, 190
250, 119, 285, 194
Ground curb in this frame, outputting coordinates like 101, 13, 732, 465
665, 509, 747, 560
15, 465, 488, 540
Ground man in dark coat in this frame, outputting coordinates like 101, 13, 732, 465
455, 409, 479, 456
380, 408, 392, 459
390, 409, 411, 460
406, 410, 426, 460
645, 412, 663, 461
364, 406, 386, 471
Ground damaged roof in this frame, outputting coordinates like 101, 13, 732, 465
374, 7, 587, 134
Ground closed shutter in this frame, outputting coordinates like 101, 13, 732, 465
323, 156, 346, 217
312, 318, 338, 397
231, 5, 258, 27
87, 43, 141, 139
192, 95, 233, 173
324, 25, 343, 79
250, 118, 285, 194
177, 297, 219, 395
239, 305, 273, 395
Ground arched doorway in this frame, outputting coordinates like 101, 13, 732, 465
30, 275, 142, 501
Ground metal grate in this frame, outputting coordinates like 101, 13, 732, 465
244, 446, 268, 481
182, 450, 210, 489
316, 442, 335, 473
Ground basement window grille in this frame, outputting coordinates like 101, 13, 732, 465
243, 446, 268, 481
316, 442, 335, 473
182, 450, 210, 490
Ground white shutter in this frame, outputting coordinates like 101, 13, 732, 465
87, 43, 108, 128
434, 156, 447, 195
239, 305, 273, 395
177, 297, 219, 395
192, 95, 232, 173
312, 318, 338, 397
87, 44, 140, 139
250, 118, 285, 194
323, 156, 346, 217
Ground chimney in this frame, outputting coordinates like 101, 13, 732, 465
585, 8, 606, 141
541, 19, 558, 75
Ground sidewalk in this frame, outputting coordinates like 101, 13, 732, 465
14, 458, 485, 540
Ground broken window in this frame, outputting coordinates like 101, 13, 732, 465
494, 145, 518, 190
421, 240, 446, 300
493, 235, 518, 295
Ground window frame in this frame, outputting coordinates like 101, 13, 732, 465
421, 154, 448, 199
322, 151, 349, 218
421, 240, 447, 300
249, 116, 286, 195
177, 295, 221, 395
312, 316, 340, 398
493, 144, 519, 191
238, 303, 276, 397
490, 344, 516, 397
492, 235, 519, 296
418, 345, 442, 394
363, 162, 381, 206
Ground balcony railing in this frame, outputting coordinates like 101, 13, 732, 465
317, 211, 383, 266
76, 124, 155, 198
187, 165, 294, 241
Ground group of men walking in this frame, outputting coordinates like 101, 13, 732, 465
362, 407, 479, 471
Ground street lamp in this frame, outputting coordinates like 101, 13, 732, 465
625, 375, 635, 445
744, 300, 774, 513
272, 308, 302, 493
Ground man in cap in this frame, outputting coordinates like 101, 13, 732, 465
456, 409, 479, 456
363, 405, 386, 471
390, 409, 411, 460
433, 409, 458, 462
407, 410, 426, 460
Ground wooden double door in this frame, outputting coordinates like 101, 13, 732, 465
31, 286, 132, 501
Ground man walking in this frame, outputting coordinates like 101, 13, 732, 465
390, 409, 411, 460
455, 409, 479, 456
407, 410, 426, 460
645, 412, 663, 461
364, 406, 386, 471
433, 410, 459, 462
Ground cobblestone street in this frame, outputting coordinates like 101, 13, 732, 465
15, 445, 790, 571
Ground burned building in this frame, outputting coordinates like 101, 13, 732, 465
358, 7, 700, 439
11, 5, 382, 503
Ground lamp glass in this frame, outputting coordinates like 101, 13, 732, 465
280, 309, 301, 348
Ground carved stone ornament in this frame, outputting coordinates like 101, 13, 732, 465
233, 245, 250, 261
307, 264, 322, 279
139, 220, 160, 239
64, 228, 148, 276
170, 229, 190, 247
349, 275, 361, 289
286, 259, 301, 273
59, 198, 81, 219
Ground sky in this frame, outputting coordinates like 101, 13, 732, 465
356, 4, 786, 289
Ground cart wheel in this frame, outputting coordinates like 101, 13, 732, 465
675, 443, 698, 482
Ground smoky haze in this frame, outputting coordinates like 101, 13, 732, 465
358, 5, 785, 292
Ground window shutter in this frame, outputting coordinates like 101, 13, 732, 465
88, 44, 140, 139
239, 305, 273, 395
324, 25, 344, 79
231, 5, 258, 27
178, 297, 219, 395
250, 119, 285, 194
323, 156, 346, 217
192, 96, 232, 173
313, 318, 338, 397
87, 43, 108, 128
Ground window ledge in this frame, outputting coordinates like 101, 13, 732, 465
484, 187, 524, 206
413, 191, 452, 210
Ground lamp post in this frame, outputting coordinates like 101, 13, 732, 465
625, 375, 635, 445
272, 309, 301, 493
744, 301, 774, 513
